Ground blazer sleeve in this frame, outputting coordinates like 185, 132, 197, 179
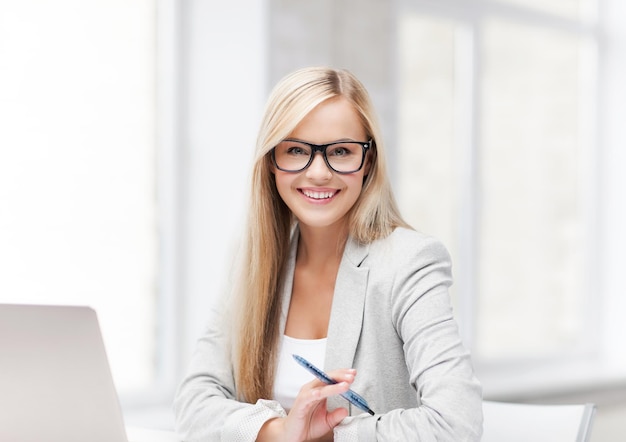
335, 235, 483, 441
173, 303, 287, 442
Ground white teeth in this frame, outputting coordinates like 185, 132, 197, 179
303, 189, 335, 199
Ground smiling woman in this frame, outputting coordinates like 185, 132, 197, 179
173, 67, 483, 442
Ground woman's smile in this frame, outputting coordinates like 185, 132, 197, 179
298, 187, 340, 202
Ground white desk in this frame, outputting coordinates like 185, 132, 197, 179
126, 426, 181, 442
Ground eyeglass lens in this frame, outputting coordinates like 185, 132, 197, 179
274, 140, 365, 173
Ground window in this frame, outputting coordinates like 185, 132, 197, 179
1, 0, 267, 427
477, 17, 592, 361
0, 0, 159, 399
396, 0, 606, 395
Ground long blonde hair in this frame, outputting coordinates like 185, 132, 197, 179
233, 67, 409, 403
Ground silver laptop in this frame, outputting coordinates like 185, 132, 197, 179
0, 304, 129, 442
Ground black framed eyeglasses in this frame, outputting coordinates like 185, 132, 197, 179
271, 139, 371, 174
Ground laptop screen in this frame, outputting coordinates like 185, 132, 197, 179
0, 304, 128, 442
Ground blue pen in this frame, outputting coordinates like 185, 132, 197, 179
292, 354, 375, 416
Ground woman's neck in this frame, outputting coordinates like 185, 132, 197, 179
296, 223, 349, 268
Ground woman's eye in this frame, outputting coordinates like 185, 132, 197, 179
286, 146, 308, 156
328, 146, 350, 157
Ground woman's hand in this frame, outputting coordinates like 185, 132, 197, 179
257, 368, 357, 442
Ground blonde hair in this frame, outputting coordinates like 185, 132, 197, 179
233, 66, 409, 403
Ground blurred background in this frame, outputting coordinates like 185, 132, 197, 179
1, 0, 625, 440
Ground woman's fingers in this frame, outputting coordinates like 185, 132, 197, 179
282, 367, 357, 441
303, 368, 356, 405
307, 368, 357, 404
326, 406, 349, 427
310, 368, 357, 388
309, 380, 350, 400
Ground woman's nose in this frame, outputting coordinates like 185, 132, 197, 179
305, 152, 333, 180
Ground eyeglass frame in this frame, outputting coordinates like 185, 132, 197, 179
271, 138, 372, 174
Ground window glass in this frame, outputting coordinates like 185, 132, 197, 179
0, 0, 157, 393
397, 11, 593, 363
397, 15, 459, 273
477, 18, 588, 360
397, 14, 476, 329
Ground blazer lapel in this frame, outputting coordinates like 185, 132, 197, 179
325, 236, 370, 410
279, 228, 299, 335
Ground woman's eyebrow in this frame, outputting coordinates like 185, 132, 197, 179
284, 137, 360, 144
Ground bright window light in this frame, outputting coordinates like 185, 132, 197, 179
0, 0, 157, 394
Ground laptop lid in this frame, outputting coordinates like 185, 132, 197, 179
0, 304, 128, 442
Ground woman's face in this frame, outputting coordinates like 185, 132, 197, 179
273, 96, 371, 232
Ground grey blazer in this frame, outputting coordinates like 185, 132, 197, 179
174, 227, 483, 441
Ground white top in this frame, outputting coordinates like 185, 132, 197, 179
273, 334, 327, 411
